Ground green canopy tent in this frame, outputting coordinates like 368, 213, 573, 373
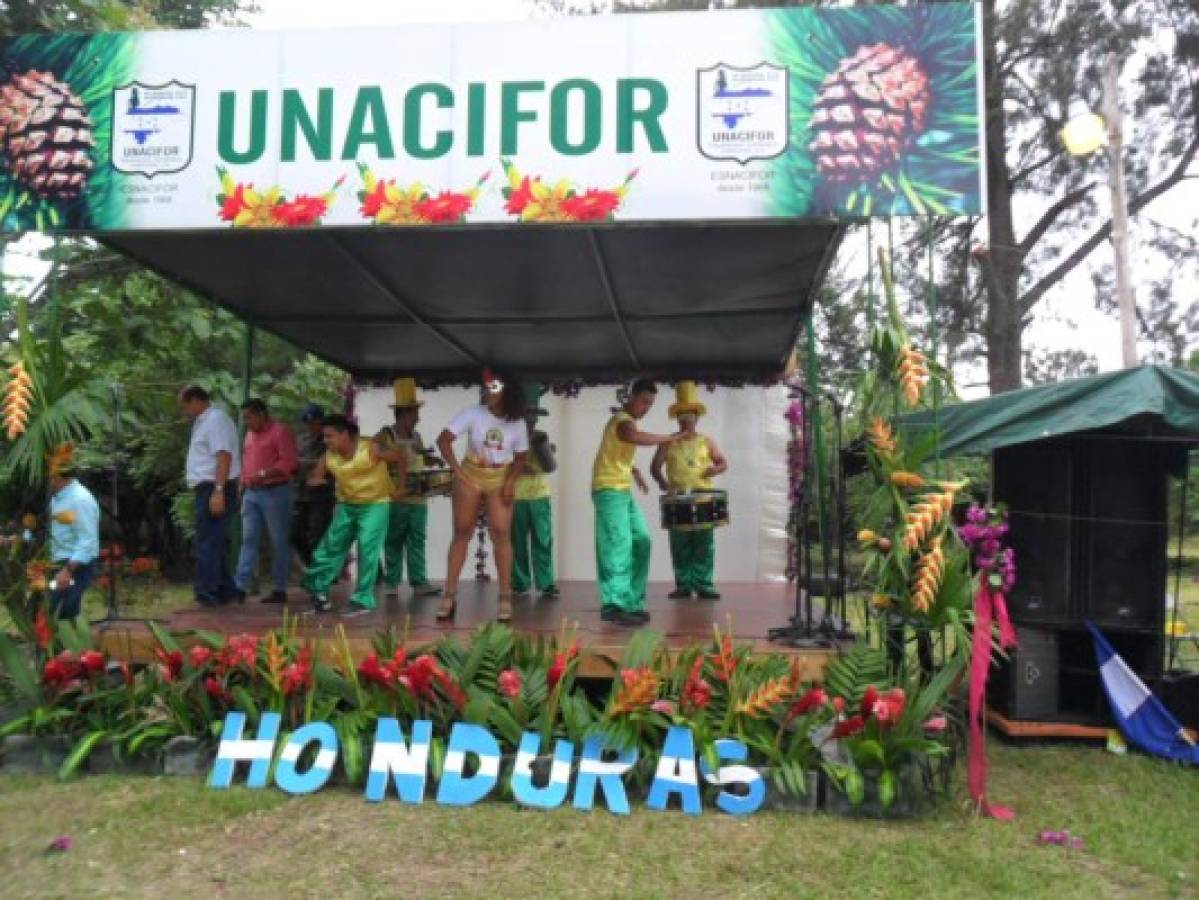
901, 365, 1199, 457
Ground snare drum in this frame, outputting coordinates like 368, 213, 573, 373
659, 489, 730, 531
406, 468, 454, 498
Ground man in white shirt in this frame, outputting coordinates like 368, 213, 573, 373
180, 384, 242, 608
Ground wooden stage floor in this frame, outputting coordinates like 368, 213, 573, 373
96, 581, 840, 678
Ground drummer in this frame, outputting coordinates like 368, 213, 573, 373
651, 381, 727, 601
375, 378, 441, 599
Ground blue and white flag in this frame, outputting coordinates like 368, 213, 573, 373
1087, 621, 1199, 765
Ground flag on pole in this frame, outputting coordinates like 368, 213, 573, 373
1087, 621, 1199, 765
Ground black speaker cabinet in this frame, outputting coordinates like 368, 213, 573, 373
988, 627, 1059, 720
993, 435, 1171, 633
993, 441, 1073, 624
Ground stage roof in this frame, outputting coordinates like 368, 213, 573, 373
105, 223, 842, 382
902, 365, 1199, 456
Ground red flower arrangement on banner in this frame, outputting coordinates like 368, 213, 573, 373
215, 167, 345, 228
357, 163, 489, 225
500, 158, 638, 223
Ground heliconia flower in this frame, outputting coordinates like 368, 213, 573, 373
910, 536, 946, 613
611, 665, 659, 715
498, 668, 522, 699
681, 656, 712, 711
4, 361, 34, 440
275, 194, 328, 227
504, 174, 535, 215
709, 628, 739, 684
866, 417, 896, 458
218, 182, 249, 222
857, 529, 877, 545
736, 675, 795, 718
890, 471, 925, 490
523, 178, 574, 222
79, 650, 105, 676
650, 699, 676, 715
33, 606, 52, 649
897, 345, 929, 407
832, 715, 866, 738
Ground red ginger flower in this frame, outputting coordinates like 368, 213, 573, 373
205, 676, 232, 704
33, 606, 52, 650
681, 657, 712, 711
357, 652, 392, 688
872, 688, 906, 727
832, 715, 866, 738
189, 645, 214, 668
403, 654, 439, 700
498, 668, 522, 699
79, 650, 105, 676
548, 640, 580, 689
860, 685, 880, 718
155, 648, 183, 682
434, 669, 468, 712
43, 651, 79, 688
281, 649, 313, 696
786, 686, 829, 725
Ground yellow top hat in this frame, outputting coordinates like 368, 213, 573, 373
668, 381, 707, 419
390, 377, 423, 408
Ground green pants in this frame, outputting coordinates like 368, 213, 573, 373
513, 497, 555, 592
669, 528, 715, 593
302, 502, 389, 609
384, 502, 429, 587
593, 489, 650, 612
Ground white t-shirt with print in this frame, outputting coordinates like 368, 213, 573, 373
446, 405, 529, 466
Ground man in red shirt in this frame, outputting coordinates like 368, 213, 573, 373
234, 398, 299, 604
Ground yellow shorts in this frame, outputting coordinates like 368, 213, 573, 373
460, 459, 510, 495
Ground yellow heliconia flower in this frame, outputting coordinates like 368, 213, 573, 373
523, 178, 573, 222
234, 185, 284, 229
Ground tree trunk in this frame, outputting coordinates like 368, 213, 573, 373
981, 0, 1024, 394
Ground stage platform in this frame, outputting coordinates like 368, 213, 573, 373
95, 581, 840, 679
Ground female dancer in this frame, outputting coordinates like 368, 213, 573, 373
436, 369, 528, 622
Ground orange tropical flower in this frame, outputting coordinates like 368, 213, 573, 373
4, 361, 34, 441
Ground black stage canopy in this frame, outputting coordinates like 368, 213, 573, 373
105, 222, 843, 383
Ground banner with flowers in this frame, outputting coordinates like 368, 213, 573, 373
0, 4, 981, 233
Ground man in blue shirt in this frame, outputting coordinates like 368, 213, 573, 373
48, 465, 100, 619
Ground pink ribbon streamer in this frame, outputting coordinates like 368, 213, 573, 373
968, 580, 1017, 820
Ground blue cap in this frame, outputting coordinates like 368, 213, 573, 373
300, 403, 325, 422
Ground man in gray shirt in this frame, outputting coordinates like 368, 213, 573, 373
180, 384, 241, 608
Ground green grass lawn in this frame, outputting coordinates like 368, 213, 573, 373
0, 743, 1195, 899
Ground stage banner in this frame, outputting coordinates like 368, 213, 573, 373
0, 3, 983, 233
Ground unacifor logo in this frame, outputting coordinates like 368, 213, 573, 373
696, 63, 789, 165
111, 80, 196, 177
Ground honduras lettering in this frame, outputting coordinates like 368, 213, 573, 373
211, 712, 765, 816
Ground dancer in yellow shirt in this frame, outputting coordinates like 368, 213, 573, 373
651, 381, 727, 600
592, 379, 679, 627
512, 384, 558, 600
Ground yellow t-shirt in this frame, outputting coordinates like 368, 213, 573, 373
592, 411, 636, 493
375, 427, 426, 506
325, 438, 392, 504
665, 434, 714, 492
515, 455, 551, 502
